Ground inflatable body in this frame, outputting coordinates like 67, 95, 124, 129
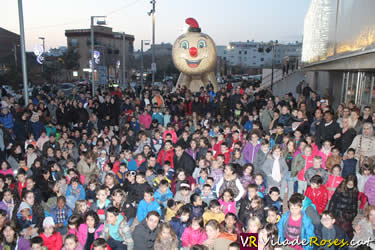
172, 18, 218, 92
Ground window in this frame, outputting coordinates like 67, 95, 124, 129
71, 39, 78, 46
244, 51, 247, 55
253, 56, 256, 58
261, 58, 264, 61
239, 51, 242, 54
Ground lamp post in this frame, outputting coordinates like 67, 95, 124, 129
38, 37, 45, 72
122, 32, 126, 88
148, 0, 156, 85
140, 40, 150, 87
90, 16, 106, 97
17, 0, 28, 105
258, 40, 278, 91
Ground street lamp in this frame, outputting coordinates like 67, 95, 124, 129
141, 40, 150, 87
17, 0, 29, 105
90, 16, 106, 97
148, 0, 156, 85
38, 37, 45, 72
258, 40, 278, 90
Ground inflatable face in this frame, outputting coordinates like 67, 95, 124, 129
172, 32, 216, 75
172, 18, 218, 92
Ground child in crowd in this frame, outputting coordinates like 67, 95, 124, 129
62, 234, 83, 250
254, 174, 267, 197
166, 199, 183, 222
174, 182, 192, 204
189, 193, 205, 218
358, 164, 372, 211
264, 187, 283, 214
324, 164, 344, 200
266, 206, 281, 224
203, 200, 225, 225
90, 185, 111, 223
364, 165, 375, 206
170, 205, 191, 239
85, 180, 98, 205
342, 148, 357, 178
136, 187, 161, 222
304, 175, 329, 215
116, 163, 127, 185
181, 216, 207, 248
239, 184, 259, 225
39, 217, 63, 250
246, 216, 262, 234
65, 177, 86, 210
277, 195, 315, 248
314, 211, 349, 249
153, 179, 173, 208
163, 161, 175, 181
201, 184, 216, 206
249, 197, 265, 224
209, 159, 224, 186
67, 215, 81, 236
318, 140, 332, 169
51, 196, 72, 235
218, 189, 236, 215
304, 155, 329, 186
239, 163, 255, 189
154, 222, 179, 250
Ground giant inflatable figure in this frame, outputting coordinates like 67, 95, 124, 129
172, 18, 218, 92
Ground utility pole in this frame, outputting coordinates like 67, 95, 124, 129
149, 0, 156, 85
90, 16, 106, 97
141, 40, 144, 87
122, 32, 126, 88
271, 40, 278, 91
17, 0, 28, 105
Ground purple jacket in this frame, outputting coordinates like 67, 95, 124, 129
242, 142, 261, 164
0, 200, 14, 219
0, 237, 30, 250
185, 148, 199, 161
364, 175, 375, 205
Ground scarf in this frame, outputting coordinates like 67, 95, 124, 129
271, 154, 282, 182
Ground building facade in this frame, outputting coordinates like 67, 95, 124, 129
217, 40, 302, 68
65, 25, 134, 83
0, 27, 20, 72
302, 0, 375, 109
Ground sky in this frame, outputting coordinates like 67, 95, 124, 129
2, 0, 311, 52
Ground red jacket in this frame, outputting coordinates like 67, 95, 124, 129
157, 148, 175, 168
304, 185, 329, 215
324, 174, 344, 200
40, 232, 63, 250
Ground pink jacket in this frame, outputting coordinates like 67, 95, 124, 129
0, 169, 13, 176
181, 227, 207, 247
364, 175, 375, 205
139, 113, 152, 129
324, 174, 344, 200
218, 199, 236, 215
163, 129, 177, 144
318, 150, 332, 169
77, 223, 104, 247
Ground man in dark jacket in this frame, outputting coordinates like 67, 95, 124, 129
315, 111, 341, 148
13, 112, 30, 143
132, 211, 160, 250
173, 144, 195, 176
42, 133, 60, 156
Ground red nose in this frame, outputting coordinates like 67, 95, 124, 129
189, 47, 198, 57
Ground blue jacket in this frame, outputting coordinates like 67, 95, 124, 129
65, 184, 86, 200
170, 216, 189, 238
30, 121, 44, 140
278, 211, 315, 250
51, 205, 72, 227
152, 113, 164, 125
121, 158, 137, 171
153, 188, 173, 208
0, 112, 14, 129
136, 199, 161, 222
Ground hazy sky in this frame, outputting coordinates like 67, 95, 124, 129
3, 0, 311, 51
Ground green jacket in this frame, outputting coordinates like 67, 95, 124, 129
291, 153, 305, 177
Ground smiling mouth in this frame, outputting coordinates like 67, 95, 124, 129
185, 59, 202, 68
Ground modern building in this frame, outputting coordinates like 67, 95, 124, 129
0, 27, 20, 71
217, 40, 302, 69
144, 42, 172, 57
65, 25, 134, 83
302, 0, 375, 108
47, 46, 67, 57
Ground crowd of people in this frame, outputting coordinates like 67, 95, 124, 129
0, 81, 374, 250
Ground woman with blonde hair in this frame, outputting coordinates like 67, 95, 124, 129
154, 222, 179, 250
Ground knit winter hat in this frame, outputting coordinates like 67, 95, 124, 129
30, 112, 39, 123
43, 217, 55, 228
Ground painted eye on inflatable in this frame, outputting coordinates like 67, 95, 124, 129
180, 40, 189, 49
198, 40, 207, 48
